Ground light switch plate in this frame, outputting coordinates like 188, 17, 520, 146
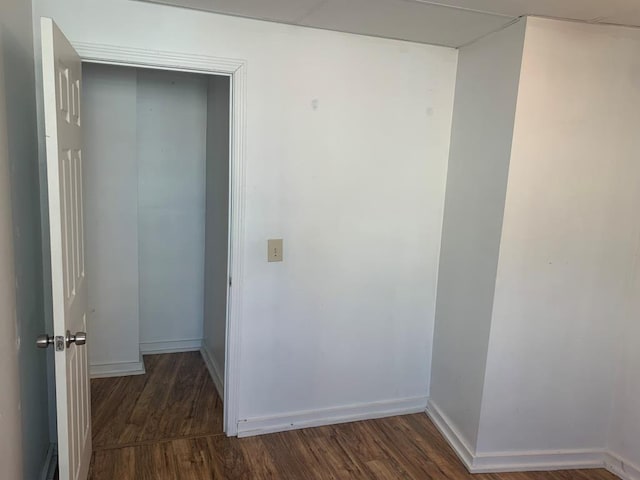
268, 239, 283, 262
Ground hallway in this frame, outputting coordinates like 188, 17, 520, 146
88, 352, 617, 479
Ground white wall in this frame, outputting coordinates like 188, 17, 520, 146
609, 255, 640, 474
137, 69, 207, 348
0, 28, 24, 480
203, 74, 230, 392
83, 64, 140, 368
477, 17, 640, 455
430, 18, 526, 451
608, 122, 640, 473
32, 0, 458, 426
1, 0, 50, 478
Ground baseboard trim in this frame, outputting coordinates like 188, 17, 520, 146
237, 395, 429, 438
90, 355, 146, 378
426, 400, 607, 474
605, 452, 640, 480
41, 443, 57, 480
200, 345, 224, 400
471, 449, 605, 473
139, 338, 203, 354
426, 399, 475, 469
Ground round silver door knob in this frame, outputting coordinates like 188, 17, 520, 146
36, 334, 54, 349
66, 330, 87, 347
75, 332, 87, 346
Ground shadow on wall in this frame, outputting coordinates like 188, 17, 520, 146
0, 6, 51, 480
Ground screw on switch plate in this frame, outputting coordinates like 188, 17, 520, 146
268, 239, 283, 262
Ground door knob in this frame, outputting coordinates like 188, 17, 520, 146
66, 330, 87, 348
36, 334, 54, 349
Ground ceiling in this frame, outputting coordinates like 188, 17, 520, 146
138, 0, 640, 47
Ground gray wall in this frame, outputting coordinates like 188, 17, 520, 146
203, 75, 230, 391
0, 27, 24, 480
0, 1, 50, 478
430, 18, 526, 451
137, 69, 207, 347
83, 64, 140, 368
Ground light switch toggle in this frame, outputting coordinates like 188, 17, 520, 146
268, 239, 283, 262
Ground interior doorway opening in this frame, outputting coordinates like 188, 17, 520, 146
81, 62, 230, 429
40, 20, 245, 476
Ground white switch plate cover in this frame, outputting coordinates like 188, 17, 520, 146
268, 239, 283, 262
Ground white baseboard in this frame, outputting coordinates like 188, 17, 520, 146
200, 345, 224, 400
40, 443, 57, 480
426, 400, 606, 474
605, 452, 640, 480
237, 395, 429, 438
139, 338, 202, 354
471, 449, 605, 473
90, 355, 146, 378
426, 399, 475, 469
90, 340, 202, 378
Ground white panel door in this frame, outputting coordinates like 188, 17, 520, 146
41, 17, 91, 480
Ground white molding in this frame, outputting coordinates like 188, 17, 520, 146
426, 399, 475, 469
237, 396, 429, 438
223, 50, 247, 437
40, 443, 57, 480
200, 345, 224, 400
71, 41, 247, 436
139, 338, 202, 354
90, 355, 146, 378
72, 42, 246, 75
426, 400, 608, 474
471, 449, 605, 473
605, 452, 640, 480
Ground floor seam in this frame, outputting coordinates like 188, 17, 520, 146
93, 432, 227, 451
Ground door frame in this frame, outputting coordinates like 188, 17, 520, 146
73, 42, 246, 436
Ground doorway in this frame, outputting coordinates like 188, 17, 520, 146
69, 42, 247, 436
71, 44, 246, 438
40, 22, 246, 477
79, 63, 231, 458
82, 60, 229, 394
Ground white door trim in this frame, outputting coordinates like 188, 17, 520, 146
72, 42, 246, 436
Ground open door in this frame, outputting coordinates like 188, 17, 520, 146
40, 17, 91, 480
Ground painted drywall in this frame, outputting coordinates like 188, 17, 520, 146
609, 261, 640, 474
608, 201, 640, 471
203, 74, 230, 390
137, 69, 207, 347
83, 64, 141, 368
0, 28, 24, 480
32, 0, 458, 422
1, 0, 51, 478
477, 17, 640, 454
430, 18, 526, 451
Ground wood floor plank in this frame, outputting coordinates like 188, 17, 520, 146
297, 426, 370, 479
91, 372, 148, 447
91, 351, 223, 449
237, 435, 284, 480
89, 353, 620, 480
206, 434, 254, 479
89, 423, 619, 480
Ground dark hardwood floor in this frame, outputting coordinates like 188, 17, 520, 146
89, 352, 617, 479
91, 351, 223, 449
